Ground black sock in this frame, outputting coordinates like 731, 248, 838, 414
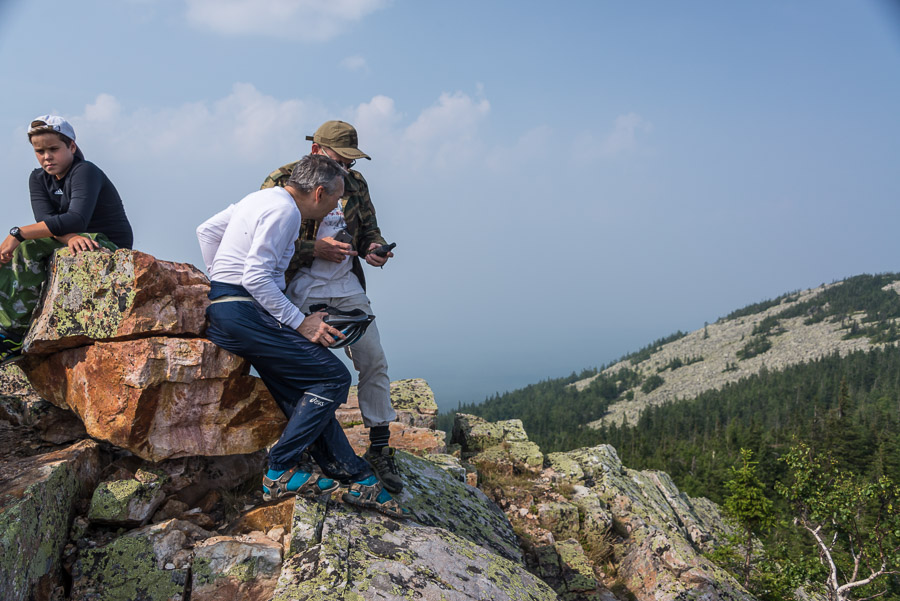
369, 425, 391, 452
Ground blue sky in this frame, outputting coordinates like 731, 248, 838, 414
2, 1, 899, 412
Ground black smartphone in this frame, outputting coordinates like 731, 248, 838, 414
333, 229, 353, 245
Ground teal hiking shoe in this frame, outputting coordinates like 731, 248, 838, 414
262, 465, 339, 502
342, 475, 410, 519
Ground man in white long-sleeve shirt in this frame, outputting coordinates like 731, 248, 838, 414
196, 154, 408, 518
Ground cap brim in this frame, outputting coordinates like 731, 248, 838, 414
333, 147, 371, 160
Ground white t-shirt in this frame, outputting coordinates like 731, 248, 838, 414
286, 203, 364, 307
196, 187, 305, 329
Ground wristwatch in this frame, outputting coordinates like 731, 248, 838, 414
9, 227, 24, 242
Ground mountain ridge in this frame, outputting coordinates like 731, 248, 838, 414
574, 275, 900, 428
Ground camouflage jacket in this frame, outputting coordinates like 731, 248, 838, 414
261, 161, 387, 289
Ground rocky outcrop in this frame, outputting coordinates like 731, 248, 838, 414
0, 437, 102, 601
1, 389, 762, 601
452, 413, 752, 601
22, 337, 284, 461
17, 250, 287, 460
549, 445, 750, 601
275, 495, 558, 601
23, 249, 210, 355
453, 413, 544, 473
1, 247, 769, 601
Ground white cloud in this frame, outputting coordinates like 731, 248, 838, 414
61, 86, 493, 175
83, 94, 122, 123
349, 95, 401, 155
64, 87, 647, 182
340, 55, 368, 72
399, 91, 490, 169
599, 112, 652, 157
69, 83, 320, 163
184, 0, 390, 40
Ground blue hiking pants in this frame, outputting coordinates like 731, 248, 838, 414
205, 281, 372, 480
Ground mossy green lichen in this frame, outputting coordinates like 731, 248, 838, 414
389, 378, 438, 413
44, 250, 135, 340
0, 458, 79, 601
224, 555, 264, 583
275, 505, 557, 601
396, 452, 522, 562
554, 539, 599, 592
473, 441, 543, 469
191, 556, 215, 586
73, 535, 185, 601
546, 452, 585, 481
88, 479, 162, 523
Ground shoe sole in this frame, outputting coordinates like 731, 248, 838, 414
341, 492, 410, 519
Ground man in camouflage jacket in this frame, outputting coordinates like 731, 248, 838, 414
260, 121, 403, 493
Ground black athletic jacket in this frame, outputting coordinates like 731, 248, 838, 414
29, 155, 133, 249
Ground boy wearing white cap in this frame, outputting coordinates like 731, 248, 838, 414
0, 115, 133, 364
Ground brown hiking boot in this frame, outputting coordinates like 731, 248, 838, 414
363, 446, 403, 494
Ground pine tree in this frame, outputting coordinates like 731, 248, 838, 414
722, 448, 774, 589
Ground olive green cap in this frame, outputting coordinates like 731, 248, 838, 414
306, 120, 371, 160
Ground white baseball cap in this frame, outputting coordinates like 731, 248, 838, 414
28, 115, 76, 141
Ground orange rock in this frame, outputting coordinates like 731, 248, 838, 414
343, 422, 446, 456
228, 498, 295, 535
20, 337, 285, 461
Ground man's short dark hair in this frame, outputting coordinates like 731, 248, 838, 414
288, 154, 345, 195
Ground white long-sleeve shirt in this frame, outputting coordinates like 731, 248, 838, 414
196, 187, 304, 330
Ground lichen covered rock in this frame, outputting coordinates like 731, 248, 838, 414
191, 533, 283, 601
88, 475, 166, 526
537, 501, 581, 540
23, 249, 210, 355
0, 439, 101, 601
550, 444, 752, 601
275, 499, 557, 601
389, 377, 438, 427
452, 413, 531, 454
534, 539, 616, 601
473, 439, 544, 472
336, 377, 439, 429
70, 518, 210, 601
392, 450, 524, 562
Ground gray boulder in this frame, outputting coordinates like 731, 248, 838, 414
191, 533, 283, 601
70, 518, 211, 601
275, 497, 558, 601
382, 449, 523, 562
0, 438, 101, 601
